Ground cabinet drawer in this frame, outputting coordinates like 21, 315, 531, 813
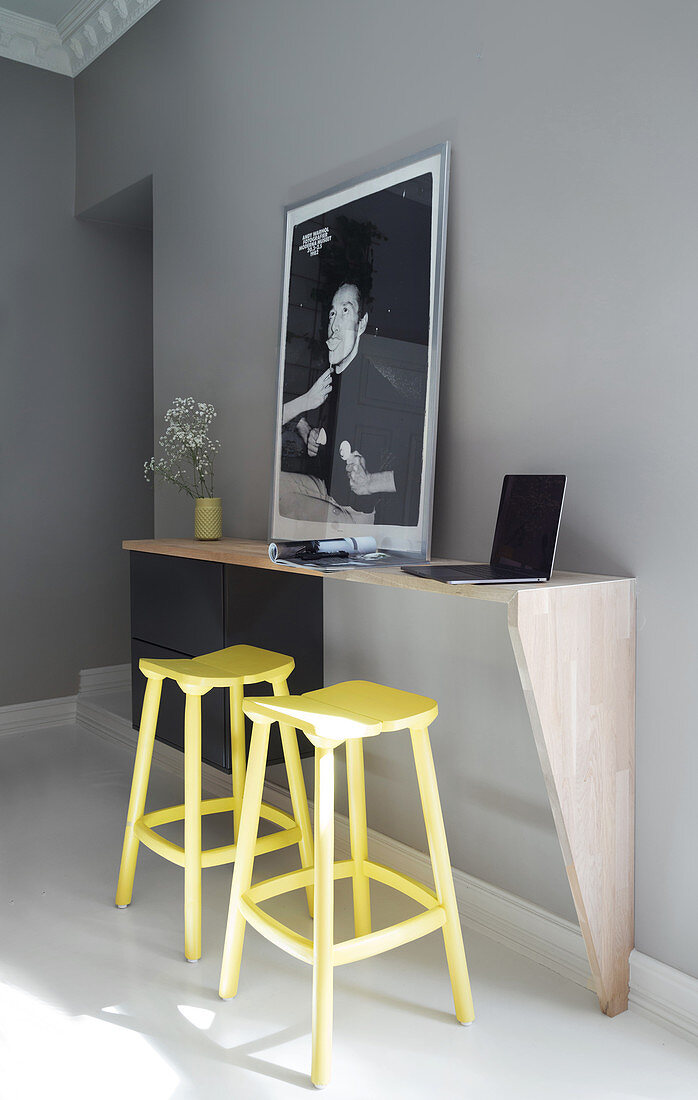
130, 553, 224, 654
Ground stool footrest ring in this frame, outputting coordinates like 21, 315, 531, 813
133, 798, 301, 868
241, 859, 445, 967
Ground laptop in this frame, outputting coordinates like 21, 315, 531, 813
401, 474, 567, 584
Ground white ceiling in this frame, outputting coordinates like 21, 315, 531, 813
0, 0, 161, 76
8, 0, 76, 22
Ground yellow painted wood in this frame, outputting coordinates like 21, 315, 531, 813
238, 892, 445, 969
207, 825, 302, 866
243, 695, 381, 747
134, 816, 301, 868
333, 907, 446, 967
273, 675, 315, 916
364, 860, 439, 908
219, 721, 271, 999
240, 856, 442, 967
229, 680, 245, 842
135, 797, 299, 866
184, 691, 203, 961
139, 643, 294, 688
312, 744, 335, 1089
239, 896, 314, 965
132, 824, 184, 865
115, 674, 163, 907
197, 644, 294, 683
244, 861, 438, 912
411, 726, 475, 1024
305, 679, 438, 732
346, 738, 371, 937
245, 861, 354, 904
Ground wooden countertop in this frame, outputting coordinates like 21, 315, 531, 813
122, 537, 629, 605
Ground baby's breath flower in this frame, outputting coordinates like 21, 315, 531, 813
144, 398, 221, 499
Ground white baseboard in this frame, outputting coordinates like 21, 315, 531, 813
630, 951, 698, 1042
75, 689, 234, 799
72, 668, 698, 1044
0, 664, 129, 736
0, 694, 77, 736
79, 663, 131, 696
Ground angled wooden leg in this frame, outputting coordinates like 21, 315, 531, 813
273, 676, 314, 917
508, 580, 635, 1016
312, 745, 335, 1089
411, 726, 475, 1025
183, 690, 204, 961
229, 680, 245, 843
115, 674, 163, 907
346, 739, 371, 937
219, 721, 271, 999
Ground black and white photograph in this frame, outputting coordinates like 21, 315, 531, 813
270, 145, 450, 555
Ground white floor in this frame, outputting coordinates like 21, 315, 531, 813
1, 721, 697, 1100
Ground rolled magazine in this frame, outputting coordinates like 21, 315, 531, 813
268, 537, 377, 568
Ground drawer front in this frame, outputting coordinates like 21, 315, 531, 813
130, 552, 224, 654
131, 640, 228, 770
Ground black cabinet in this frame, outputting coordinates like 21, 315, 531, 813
131, 554, 224, 655
130, 552, 323, 770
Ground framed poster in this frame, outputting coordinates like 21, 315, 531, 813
269, 143, 450, 558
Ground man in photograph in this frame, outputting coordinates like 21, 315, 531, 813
281, 279, 422, 526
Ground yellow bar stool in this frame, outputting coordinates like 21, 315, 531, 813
218, 680, 474, 1089
115, 644, 314, 962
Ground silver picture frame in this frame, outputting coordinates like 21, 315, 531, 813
269, 142, 450, 559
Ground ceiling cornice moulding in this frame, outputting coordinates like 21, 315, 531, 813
0, 0, 160, 77
0, 6, 69, 73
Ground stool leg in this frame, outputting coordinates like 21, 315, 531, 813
410, 727, 475, 1025
312, 745, 335, 1089
229, 681, 245, 843
273, 676, 315, 917
115, 675, 163, 907
184, 691, 203, 961
219, 720, 271, 999
346, 739, 371, 937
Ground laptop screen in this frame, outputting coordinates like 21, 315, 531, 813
490, 475, 567, 575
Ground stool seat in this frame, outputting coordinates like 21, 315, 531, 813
139, 644, 295, 692
244, 696, 381, 747
303, 679, 438, 731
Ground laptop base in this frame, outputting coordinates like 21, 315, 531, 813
401, 564, 548, 585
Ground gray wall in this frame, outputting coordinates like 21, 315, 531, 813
74, 0, 698, 977
0, 57, 153, 705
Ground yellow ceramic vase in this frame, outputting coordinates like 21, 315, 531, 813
194, 497, 222, 541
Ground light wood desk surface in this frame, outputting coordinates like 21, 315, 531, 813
124, 537, 636, 1017
123, 537, 623, 600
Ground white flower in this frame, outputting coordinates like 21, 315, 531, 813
144, 398, 221, 499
